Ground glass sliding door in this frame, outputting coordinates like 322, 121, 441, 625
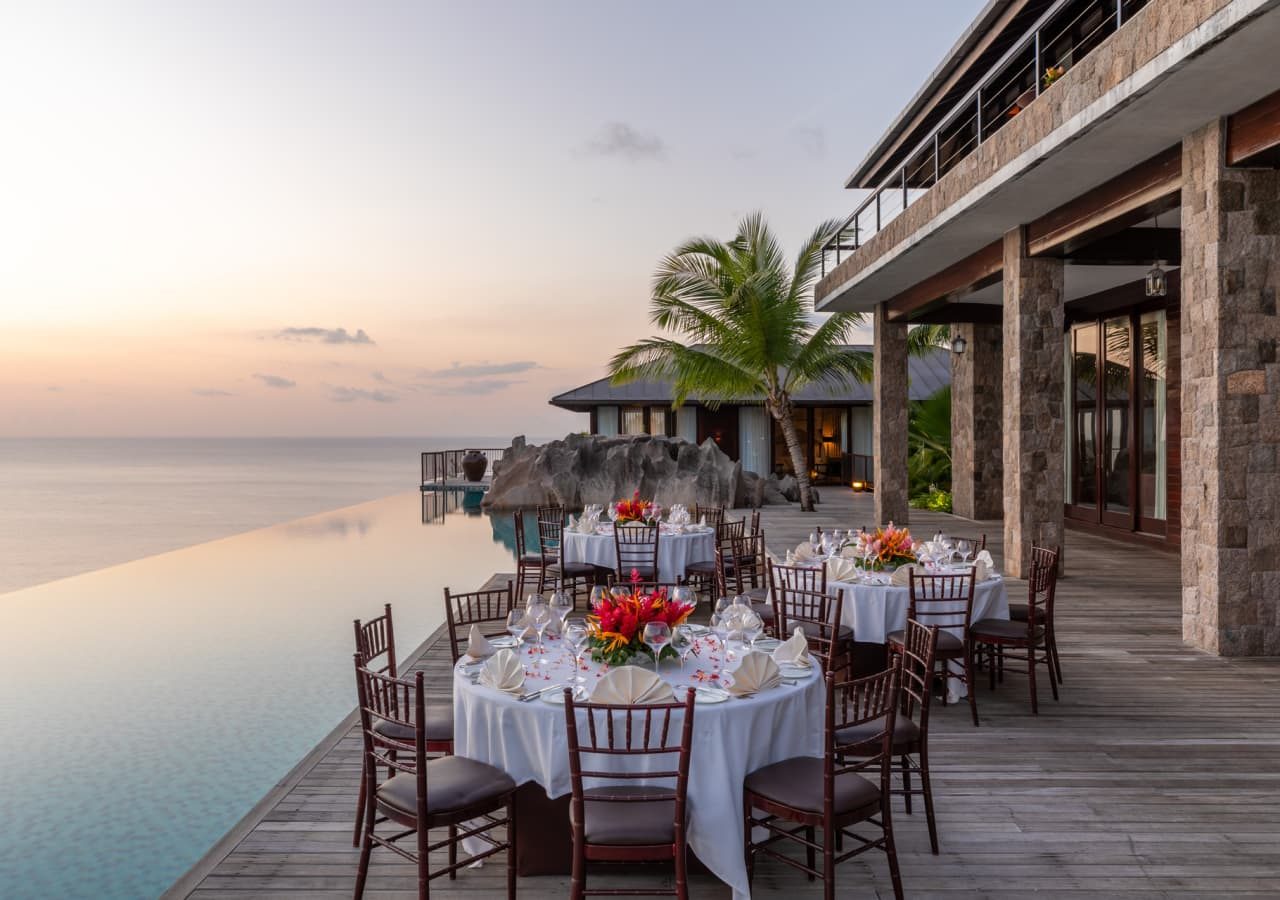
1139, 311, 1168, 527
1102, 316, 1132, 521
1071, 323, 1098, 509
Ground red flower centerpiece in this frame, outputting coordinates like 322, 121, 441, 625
853, 522, 916, 571
587, 572, 695, 666
611, 490, 653, 524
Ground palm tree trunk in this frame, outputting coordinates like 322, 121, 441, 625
769, 397, 815, 512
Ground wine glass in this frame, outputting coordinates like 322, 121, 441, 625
939, 535, 955, 566
610, 584, 633, 601
714, 595, 734, 618
957, 539, 972, 567
808, 531, 820, 557
670, 584, 696, 615
589, 584, 608, 611
505, 608, 527, 645
563, 619, 590, 697
710, 611, 731, 672
525, 599, 552, 664
650, 503, 663, 525
608, 503, 620, 525
643, 621, 671, 676
670, 624, 695, 671
550, 587, 574, 625
741, 609, 764, 651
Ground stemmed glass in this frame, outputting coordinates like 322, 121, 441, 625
589, 584, 608, 611
670, 625, 696, 672
670, 584, 696, 616
713, 595, 734, 618
809, 531, 821, 558
710, 612, 731, 675
524, 597, 552, 664
610, 584, 633, 601
608, 503, 620, 526
649, 503, 663, 526
505, 608, 527, 645
550, 586, 574, 626
563, 619, 590, 698
957, 539, 973, 567
939, 535, 955, 566
741, 609, 764, 652
643, 621, 671, 676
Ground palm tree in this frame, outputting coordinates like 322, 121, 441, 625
608, 213, 868, 512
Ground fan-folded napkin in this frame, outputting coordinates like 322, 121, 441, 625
890, 564, 918, 587
793, 542, 818, 562
478, 649, 525, 695
825, 556, 858, 583
465, 625, 495, 660
771, 627, 812, 669
975, 549, 994, 568
590, 666, 675, 704
728, 651, 782, 697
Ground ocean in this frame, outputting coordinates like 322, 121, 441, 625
0, 436, 532, 595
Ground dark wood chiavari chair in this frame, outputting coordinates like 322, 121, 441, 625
970, 545, 1061, 713
839, 619, 941, 854
890, 571, 980, 727
684, 518, 745, 591
1006, 545, 1063, 684
718, 531, 772, 633
748, 508, 761, 536
564, 687, 697, 900
351, 604, 455, 846
613, 522, 660, 581
766, 559, 853, 674
444, 581, 515, 664
690, 504, 726, 527
353, 664, 517, 900
743, 664, 905, 900
537, 515, 596, 604
513, 512, 547, 600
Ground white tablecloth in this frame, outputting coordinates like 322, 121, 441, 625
454, 638, 824, 900
826, 574, 1009, 644
561, 525, 715, 584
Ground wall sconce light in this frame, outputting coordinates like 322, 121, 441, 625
1145, 261, 1167, 298
950, 334, 967, 355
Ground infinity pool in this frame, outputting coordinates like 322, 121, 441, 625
0, 490, 521, 899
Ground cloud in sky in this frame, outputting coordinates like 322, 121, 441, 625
275, 327, 374, 345
370, 370, 391, 384
422, 360, 539, 379
253, 373, 296, 389
792, 125, 826, 160
432, 379, 523, 396
582, 122, 665, 161
329, 385, 396, 403
192, 388, 234, 397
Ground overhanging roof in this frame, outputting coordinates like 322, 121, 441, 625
549, 347, 951, 412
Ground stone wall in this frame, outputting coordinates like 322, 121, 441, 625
951, 322, 1004, 520
1180, 117, 1280, 656
1001, 228, 1065, 579
873, 302, 910, 525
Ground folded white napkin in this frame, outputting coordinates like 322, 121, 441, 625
974, 560, 991, 582
478, 649, 525, 695
840, 545, 862, 559
890, 564, 918, 587
698, 514, 707, 527
975, 549, 994, 568
771, 627, 812, 669
590, 666, 675, 704
793, 542, 817, 562
465, 624, 495, 660
825, 556, 858, 583
728, 651, 782, 697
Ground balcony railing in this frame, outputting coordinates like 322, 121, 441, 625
420, 447, 508, 488
821, 0, 1149, 278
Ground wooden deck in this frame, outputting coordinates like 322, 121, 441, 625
169, 494, 1280, 898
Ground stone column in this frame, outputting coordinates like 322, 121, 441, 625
1180, 118, 1280, 657
951, 322, 1004, 521
1001, 227, 1065, 579
873, 302, 910, 526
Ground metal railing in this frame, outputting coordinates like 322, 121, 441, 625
821, 0, 1148, 277
420, 447, 508, 487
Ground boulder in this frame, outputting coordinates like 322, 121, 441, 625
483, 434, 746, 511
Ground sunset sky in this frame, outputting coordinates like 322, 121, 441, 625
0, 0, 982, 438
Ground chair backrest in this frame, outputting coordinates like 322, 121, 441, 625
952, 533, 987, 552
907, 571, 977, 635
693, 504, 726, 527
1027, 545, 1060, 626
898, 618, 940, 735
768, 561, 843, 672
725, 531, 766, 592
514, 511, 535, 559
714, 518, 746, 545
564, 688, 696, 843
604, 574, 686, 596
354, 603, 397, 677
354, 660, 424, 782
766, 559, 827, 593
828, 662, 901, 803
444, 581, 515, 663
537, 516, 566, 566
613, 522, 659, 575
749, 509, 761, 535
537, 504, 566, 528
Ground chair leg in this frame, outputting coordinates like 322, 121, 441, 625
743, 795, 755, 884
448, 824, 457, 879
1027, 642, 1039, 715
506, 798, 517, 900
352, 753, 367, 847
900, 755, 913, 814
823, 829, 835, 900
674, 831, 689, 900
570, 820, 585, 900
1049, 626, 1064, 685
882, 800, 904, 900
806, 825, 816, 882
965, 648, 980, 727
988, 642, 997, 691
997, 644, 1004, 683
1047, 643, 1060, 702
353, 776, 376, 899
919, 745, 940, 855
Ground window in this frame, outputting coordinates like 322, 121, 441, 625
621, 408, 646, 435
648, 407, 668, 436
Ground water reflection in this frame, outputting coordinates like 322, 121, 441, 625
0, 492, 521, 900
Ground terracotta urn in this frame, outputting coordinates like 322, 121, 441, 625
460, 449, 488, 482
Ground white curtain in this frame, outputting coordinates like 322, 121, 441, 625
738, 406, 770, 475
850, 406, 872, 456
597, 406, 619, 437
676, 406, 698, 443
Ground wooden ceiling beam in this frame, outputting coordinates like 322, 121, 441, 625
1227, 88, 1280, 167
884, 239, 1003, 322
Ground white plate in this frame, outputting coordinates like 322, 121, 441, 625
539, 687, 573, 705
753, 639, 783, 652
694, 687, 730, 704
489, 636, 518, 649
683, 624, 710, 636
778, 663, 814, 678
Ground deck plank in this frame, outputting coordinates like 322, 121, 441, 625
173, 493, 1280, 897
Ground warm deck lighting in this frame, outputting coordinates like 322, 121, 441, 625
851, 480, 867, 492
950, 334, 967, 355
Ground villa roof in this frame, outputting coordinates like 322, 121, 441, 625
549, 346, 951, 411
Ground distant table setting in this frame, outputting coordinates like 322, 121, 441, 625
452, 586, 823, 900
560, 500, 715, 583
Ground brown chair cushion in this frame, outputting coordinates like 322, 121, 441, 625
970, 618, 1041, 641
547, 561, 597, 577
684, 560, 717, 575
886, 628, 963, 654
616, 566, 657, 580
371, 702, 454, 743
744, 756, 880, 816
1007, 603, 1048, 623
836, 714, 921, 752
377, 755, 515, 818
788, 620, 854, 644
518, 553, 546, 567
574, 785, 677, 846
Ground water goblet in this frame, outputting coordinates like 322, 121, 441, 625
505, 608, 527, 645
563, 619, 590, 696
589, 584, 608, 611
714, 595, 734, 618
710, 612, 731, 672
670, 584, 696, 614
611, 584, 633, 601
957, 539, 972, 567
550, 587, 574, 625
741, 609, 764, 651
526, 600, 552, 664
670, 625, 695, 672
809, 531, 821, 557
643, 621, 671, 676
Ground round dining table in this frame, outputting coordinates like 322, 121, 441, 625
561, 523, 715, 584
454, 635, 823, 900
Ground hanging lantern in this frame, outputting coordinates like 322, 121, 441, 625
1145, 261, 1167, 298
950, 334, 967, 355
